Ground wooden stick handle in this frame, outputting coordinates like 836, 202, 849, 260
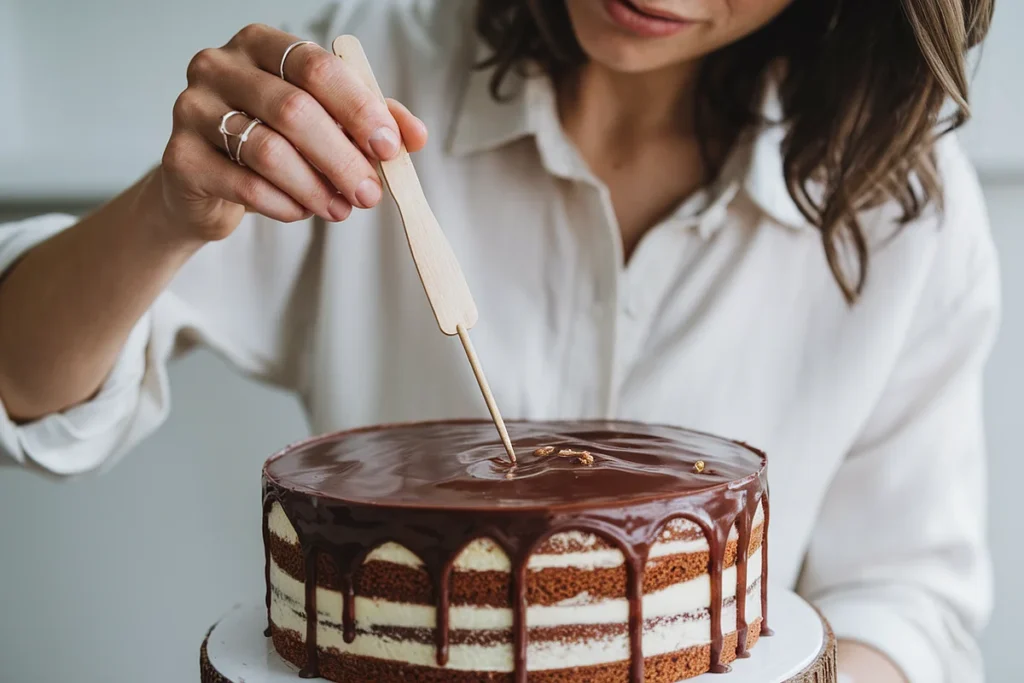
334, 34, 478, 337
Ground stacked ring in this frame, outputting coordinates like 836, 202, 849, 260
218, 110, 262, 166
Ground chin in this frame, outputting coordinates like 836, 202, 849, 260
566, 0, 714, 74
576, 33, 709, 74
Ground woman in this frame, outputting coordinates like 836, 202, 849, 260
0, 0, 997, 680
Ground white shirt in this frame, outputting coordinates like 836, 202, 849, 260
0, 1, 999, 681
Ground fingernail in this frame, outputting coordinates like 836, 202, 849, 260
328, 196, 351, 222
369, 127, 400, 159
355, 179, 382, 208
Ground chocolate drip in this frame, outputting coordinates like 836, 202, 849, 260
261, 420, 770, 681
436, 564, 452, 666
340, 566, 356, 643
734, 491, 763, 658
761, 492, 772, 636
262, 498, 273, 638
510, 548, 527, 678
733, 514, 750, 658
706, 519, 729, 674
299, 545, 319, 677
624, 541, 648, 682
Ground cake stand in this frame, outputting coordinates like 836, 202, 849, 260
200, 588, 836, 683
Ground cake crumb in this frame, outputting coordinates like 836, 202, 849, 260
576, 452, 595, 466
533, 446, 556, 456
694, 460, 706, 473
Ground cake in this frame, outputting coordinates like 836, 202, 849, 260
262, 420, 770, 682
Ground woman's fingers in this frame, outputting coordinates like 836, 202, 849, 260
179, 87, 352, 221
222, 114, 355, 222
163, 131, 313, 225
387, 98, 429, 152
169, 24, 432, 231
230, 24, 402, 161
197, 51, 382, 209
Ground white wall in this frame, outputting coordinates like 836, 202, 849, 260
959, 1, 1024, 174
0, 1, 1022, 682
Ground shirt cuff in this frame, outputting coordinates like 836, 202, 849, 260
0, 311, 152, 477
0, 213, 78, 275
816, 594, 943, 683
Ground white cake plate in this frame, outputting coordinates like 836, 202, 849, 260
202, 588, 832, 682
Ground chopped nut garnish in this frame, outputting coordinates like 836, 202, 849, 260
694, 460, 706, 473
576, 452, 595, 466
557, 448, 587, 457
505, 471, 515, 480
534, 446, 556, 456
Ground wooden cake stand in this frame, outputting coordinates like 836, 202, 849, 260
200, 588, 835, 682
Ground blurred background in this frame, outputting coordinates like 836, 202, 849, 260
0, 1, 1021, 681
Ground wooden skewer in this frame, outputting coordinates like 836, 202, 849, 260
334, 35, 516, 463
456, 324, 516, 463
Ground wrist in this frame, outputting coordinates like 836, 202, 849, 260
133, 166, 209, 258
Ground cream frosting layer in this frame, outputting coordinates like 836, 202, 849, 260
269, 548, 761, 629
270, 581, 761, 671
267, 502, 765, 572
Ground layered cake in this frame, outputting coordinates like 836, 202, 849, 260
262, 420, 770, 682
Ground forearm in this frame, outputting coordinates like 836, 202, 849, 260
838, 640, 908, 683
0, 168, 202, 420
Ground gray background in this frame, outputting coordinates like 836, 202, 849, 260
0, 1, 1021, 682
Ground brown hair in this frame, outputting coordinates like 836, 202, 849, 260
475, 0, 994, 303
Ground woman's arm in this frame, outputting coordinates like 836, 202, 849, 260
0, 170, 200, 421
797, 142, 998, 683
838, 641, 908, 682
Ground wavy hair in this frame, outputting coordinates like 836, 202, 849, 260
475, 0, 994, 302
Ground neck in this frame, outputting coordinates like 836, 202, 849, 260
558, 59, 702, 149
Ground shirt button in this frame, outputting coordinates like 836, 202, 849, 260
622, 292, 644, 319
698, 206, 728, 236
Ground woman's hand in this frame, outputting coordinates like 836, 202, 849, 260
158, 24, 429, 242
837, 640, 908, 683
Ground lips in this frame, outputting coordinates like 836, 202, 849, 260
621, 0, 690, 23
603, 0, 694, 38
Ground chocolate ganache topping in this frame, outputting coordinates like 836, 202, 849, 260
262, 420, 771, 682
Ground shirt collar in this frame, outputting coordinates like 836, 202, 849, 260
447, 53, 808, 234
447, 58, 536, 158
448, 50, 593, 184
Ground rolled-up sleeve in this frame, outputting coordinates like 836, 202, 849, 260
0, 306, 153, 476
797, 151, 999, 682
0, 214, 157, 476
0, 212, 314, 477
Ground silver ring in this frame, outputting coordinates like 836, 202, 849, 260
233, 118, 263, 166
279, 40, 318, 81
218, 110, 248, 161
